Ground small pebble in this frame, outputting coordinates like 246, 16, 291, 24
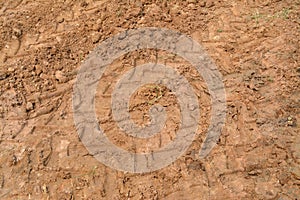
26, 102, 34, 111
8, 67, 14, 72
187, 0, 197, 3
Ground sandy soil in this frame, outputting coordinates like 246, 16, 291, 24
0, 0, 299, 199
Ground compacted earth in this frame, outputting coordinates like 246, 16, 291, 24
0, 0, 299, 199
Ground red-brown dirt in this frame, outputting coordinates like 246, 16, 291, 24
0, 0, 299, 199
